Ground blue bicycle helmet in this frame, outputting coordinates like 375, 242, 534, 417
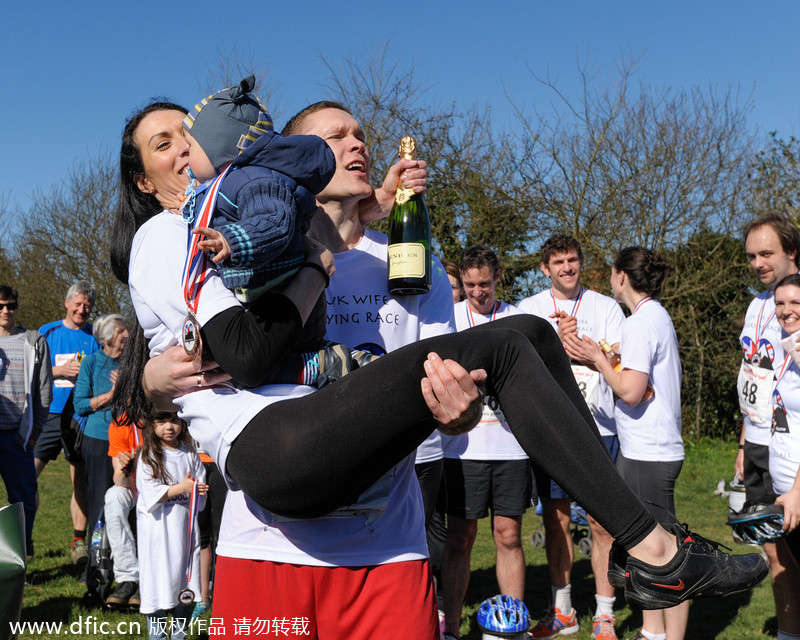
476, 594, 530, 638
727, 499, 785, 545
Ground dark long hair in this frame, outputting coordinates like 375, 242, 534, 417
614, 246, 673, 299
110, 101, 187, 428
110, 101, 188, 284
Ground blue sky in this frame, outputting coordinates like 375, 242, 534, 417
2, 1, 799, 213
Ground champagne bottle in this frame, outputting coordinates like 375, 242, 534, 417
598, 340, 621, 372
387, 136, 431, 295
598, 339, 655, 402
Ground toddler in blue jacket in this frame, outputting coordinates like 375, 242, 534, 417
183, 76, 373, 386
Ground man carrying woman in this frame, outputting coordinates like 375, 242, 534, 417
111, 98, 767, 640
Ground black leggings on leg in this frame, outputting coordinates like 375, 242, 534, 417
228, 315, 656, 549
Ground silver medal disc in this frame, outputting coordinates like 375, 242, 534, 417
181, 313, 202, 358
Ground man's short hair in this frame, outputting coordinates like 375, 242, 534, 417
0, 284, 18, 302
66, 280, 96, 305
282, 101, 353, 137
742, 213, 800, 267
459, 245, 501, 275
540, 234, 584, 265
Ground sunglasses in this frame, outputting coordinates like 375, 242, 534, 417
0, 302, 18, 311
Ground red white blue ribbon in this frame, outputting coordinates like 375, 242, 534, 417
181, 167, 231, 313
466, 300, 500, 327
184, 478, 200, 586
551, 287, 585, 318
633, 296, 653, 313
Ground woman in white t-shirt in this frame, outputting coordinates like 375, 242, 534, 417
768, 275, 800, 640
565, 246, 687, 640
108, 103, 766, 618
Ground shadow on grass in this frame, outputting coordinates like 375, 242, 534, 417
683, 588, 758, 640
20, 595, 79, 625
762, 615, 778, 637
26, 561, 84, 585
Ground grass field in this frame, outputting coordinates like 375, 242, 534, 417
15, 437, 777, 639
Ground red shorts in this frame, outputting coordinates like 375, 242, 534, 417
210, 556, 438, 639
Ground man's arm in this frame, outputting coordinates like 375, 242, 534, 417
359, 158, 427, 224
735, 422, 746, 477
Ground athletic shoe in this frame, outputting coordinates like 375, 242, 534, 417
591, 614, 618, 640
529, 607, 579, 638
625, 633, 645, 640
106, 581, 138, 606
314, 342, 380, 387
70, 539, 88, 565
624, 522, 769, 610
607, 542, 628, 589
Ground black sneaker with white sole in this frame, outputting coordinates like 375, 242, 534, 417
623, 523, 768, 610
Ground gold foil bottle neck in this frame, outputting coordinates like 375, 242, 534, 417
398, 136, 417, 160
394, 136, 417, 205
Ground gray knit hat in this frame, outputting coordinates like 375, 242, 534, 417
183, 75, 274, 171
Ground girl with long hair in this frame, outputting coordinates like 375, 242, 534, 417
136, 411, 207, 640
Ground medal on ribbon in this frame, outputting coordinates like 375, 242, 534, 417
181, 313, 202, 360
180, 167, 231, 365
180, 478, 201, 605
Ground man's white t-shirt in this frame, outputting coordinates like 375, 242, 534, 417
518, 288, 624, 437
739, 291, 785, 447
441, 300, 527, 461
615, 299, 684, 462
218, 228, 455, 566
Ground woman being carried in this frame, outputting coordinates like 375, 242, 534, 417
111, 101, 767, 613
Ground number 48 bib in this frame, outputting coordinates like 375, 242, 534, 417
737, 361, 774, 426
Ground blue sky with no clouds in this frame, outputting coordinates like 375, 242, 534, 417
2, 1, 799, 212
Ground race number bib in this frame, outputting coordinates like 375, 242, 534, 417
54, 353, 80, 388
571, 364, 601, 416
738, 361, 774, 426
482, 395, 509, 428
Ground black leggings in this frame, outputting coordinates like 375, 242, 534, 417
228, 315, 657, 549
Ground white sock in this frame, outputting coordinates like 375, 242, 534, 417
553, 584, 572, 612
641, 630, 666, 640
777, 631, 800, 640
594, 594, 615, 618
